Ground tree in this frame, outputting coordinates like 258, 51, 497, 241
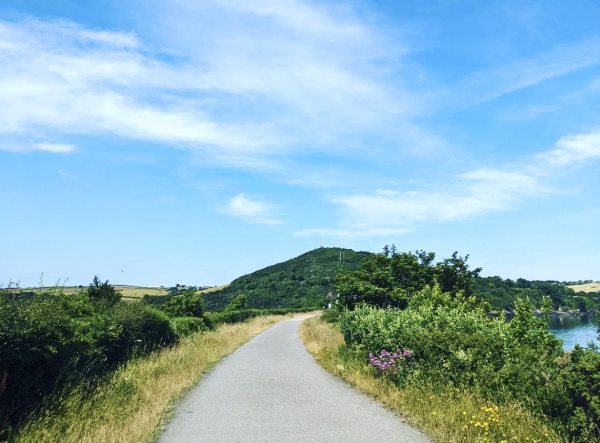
225, 294, 247, 311
87, 276, 121, 306
161, 289, 204, 318
334, 247, 481, 310
434, 252, 481, 297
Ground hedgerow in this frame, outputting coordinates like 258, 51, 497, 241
338, 285, 600, 441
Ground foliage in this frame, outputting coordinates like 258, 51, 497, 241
203, 247, 372, 311
0, 278, 179, 433
87, 276, 121, 306
299, 316, 561, 443
334, 248, 481, 309
169, 317, 210, 337
337, 285, 600, 441
225, 294, 247, 311
319, 308, 341, 323
472, 276, 600, 311
159, 289, 205, 318
560, 345, 600, 440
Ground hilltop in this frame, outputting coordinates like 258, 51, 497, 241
203, 247, 372, 311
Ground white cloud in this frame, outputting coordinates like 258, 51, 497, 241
222, 193, 282, 225
0, 5, 437, 163
0, 19, 275, 155
301, 161, 558, 238
541, 132, 600, 167
300, 122, 600, 238
36, 143, 76, 154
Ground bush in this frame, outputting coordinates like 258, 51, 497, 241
225, 294, 247, 311
104, 303, 177, 365
0, 292, 116, 428
170, 317, 210, 337
0, 284, 179, 432
339, 288, 568, 417
320, 308, 341, 323
559, 345, 600, 441
160, 289, 204, 318
87, 276, 121, 306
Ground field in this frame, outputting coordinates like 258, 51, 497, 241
568, 282, 600, 293
20, 284, 230, 301
23, 285, 169, 300
199, 284, 229, 293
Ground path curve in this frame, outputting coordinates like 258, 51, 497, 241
158, 316, 431, 442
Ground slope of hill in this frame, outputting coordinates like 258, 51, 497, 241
204, 247, 373, 311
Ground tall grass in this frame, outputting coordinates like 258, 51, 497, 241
299, 316, 561, 443
13, 315, 287, 443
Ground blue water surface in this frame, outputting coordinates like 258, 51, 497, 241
548, 315, 599, 350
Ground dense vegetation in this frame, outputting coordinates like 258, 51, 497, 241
473, 276, 600, 311
330, 247, 600, 441
203, 247, 372, 311
333, 247, 598, 312
0, 277, 209, 436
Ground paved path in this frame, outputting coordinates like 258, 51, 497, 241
158, 316, 431, 442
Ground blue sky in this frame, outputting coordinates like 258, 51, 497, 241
1, 0, 599, 287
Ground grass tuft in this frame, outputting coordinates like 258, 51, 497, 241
299, 316, 561, 443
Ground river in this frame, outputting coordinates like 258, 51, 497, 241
548, 314, 599, 350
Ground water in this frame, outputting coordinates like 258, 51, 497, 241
548, 315, 599, 350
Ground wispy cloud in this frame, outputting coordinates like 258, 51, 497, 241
447, 37, 600, 109
222, 193, 282, 225
0, 3, 440, 165
58, 169, 77, 179
37, 143, 76, 154
300, 129, 600, 238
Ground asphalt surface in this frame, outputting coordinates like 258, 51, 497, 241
158, 316, 431, 443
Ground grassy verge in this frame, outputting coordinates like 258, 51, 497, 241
12, 315, 289, 443
299, 316, 560, 443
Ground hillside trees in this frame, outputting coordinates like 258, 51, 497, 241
204, 248, 372, 311
334, 248, 481, 309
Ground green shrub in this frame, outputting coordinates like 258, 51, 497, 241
339, 288, 569, 422
559, 345, 600, 441
0, 284, 178, 433
320, 308, 341, 323
0, 292, 116, 428
104, 303, 177, 364
225, 294, 247, 311
160, 289, 204, 318
170, 317, 209, 337
87, 276, 121, 306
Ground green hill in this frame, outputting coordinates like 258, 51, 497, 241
204, 247, 373, 311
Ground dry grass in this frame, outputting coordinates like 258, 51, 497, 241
569, 282, 600, 293
199, 284, 229, 293
299, 316, 561, 443
14, 315, 288, 443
